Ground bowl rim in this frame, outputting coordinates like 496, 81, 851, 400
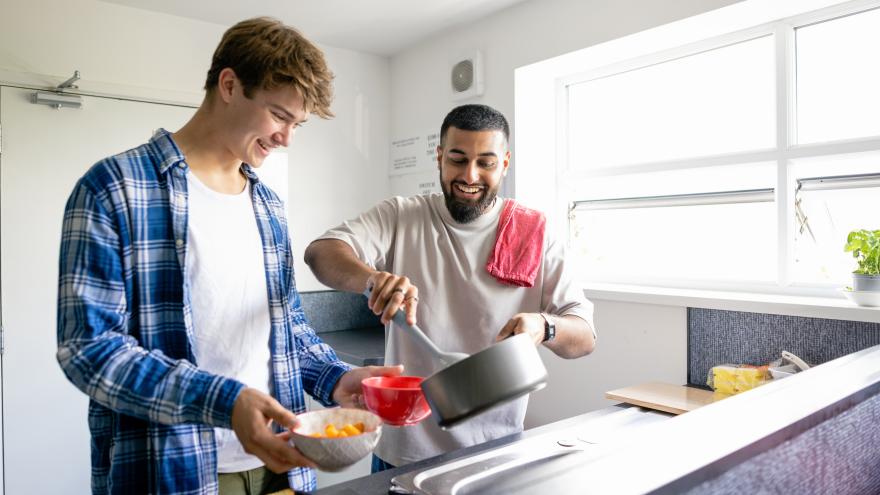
361, 375, 425, 390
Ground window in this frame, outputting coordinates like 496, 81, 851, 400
562, 3, 880, 293
796, 7, 880, 144
567, 36, 776, 170
791, 153, 880, 286
569, 163, 777, 285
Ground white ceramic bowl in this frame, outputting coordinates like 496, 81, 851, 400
840, 288, 880, 308
289, 408, 382, 472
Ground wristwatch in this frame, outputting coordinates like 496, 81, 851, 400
540, 313, 556, 343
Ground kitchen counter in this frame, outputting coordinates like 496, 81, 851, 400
318, 327, 385, 366
300, 290, 386, 366
310, 404, 670, 495
312, 344, 880, 494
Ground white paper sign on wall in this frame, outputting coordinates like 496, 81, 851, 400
390, 130, 440, 176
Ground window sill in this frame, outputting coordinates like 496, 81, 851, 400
583, 283, 880, 324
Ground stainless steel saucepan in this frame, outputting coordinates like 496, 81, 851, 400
364, 289, 548, 428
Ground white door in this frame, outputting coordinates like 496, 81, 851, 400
0, 86, 194, 494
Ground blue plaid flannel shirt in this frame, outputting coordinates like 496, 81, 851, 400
57, 129, 351, 494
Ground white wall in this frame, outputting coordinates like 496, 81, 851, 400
287, 45, 390, 290
528, 300, 687, 428
388, 0, 743, 426
0, 0, 390, 291
0, 0, 222, 102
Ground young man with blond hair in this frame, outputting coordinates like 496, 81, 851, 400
57, 17, 399, 495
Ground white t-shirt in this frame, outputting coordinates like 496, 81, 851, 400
318, 193, 593, 466
186, 172, 272, 473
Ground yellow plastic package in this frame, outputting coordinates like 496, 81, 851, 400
707, 364, 770, 396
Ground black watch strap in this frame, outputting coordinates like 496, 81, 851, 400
540, 313, 556, 342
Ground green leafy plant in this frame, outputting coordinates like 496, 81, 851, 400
844, 229, 880, 276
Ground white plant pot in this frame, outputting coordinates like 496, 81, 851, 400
852, 273, 880, 292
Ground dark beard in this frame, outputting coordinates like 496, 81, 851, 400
442, 181, 498, 223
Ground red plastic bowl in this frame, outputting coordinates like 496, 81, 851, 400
361, 376, 431, 426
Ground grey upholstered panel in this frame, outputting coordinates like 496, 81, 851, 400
687, 308, 880, 386
299, 290, 381, 333
683, 390, 880, 495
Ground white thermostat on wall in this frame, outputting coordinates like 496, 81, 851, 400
450, 51, 484, 101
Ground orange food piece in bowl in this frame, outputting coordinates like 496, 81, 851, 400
324, 424, 339, 438
309, 422, 367, 439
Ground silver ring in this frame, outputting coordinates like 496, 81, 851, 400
393, 288, 405, 294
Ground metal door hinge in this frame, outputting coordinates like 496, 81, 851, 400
1, 323, 5, 355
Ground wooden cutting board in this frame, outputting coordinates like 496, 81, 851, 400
605, 382, 718, 415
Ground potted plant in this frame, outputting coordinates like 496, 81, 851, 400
844, 229, 880, 292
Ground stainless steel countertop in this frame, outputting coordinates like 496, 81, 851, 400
312, 344, 880, 494
389, 405, 671, 495
310, 404, 669, 495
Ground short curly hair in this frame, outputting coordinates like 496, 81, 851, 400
440, 104, 509, 145
205, 17, 334, 119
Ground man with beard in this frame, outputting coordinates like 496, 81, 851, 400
304, 104, 596, 471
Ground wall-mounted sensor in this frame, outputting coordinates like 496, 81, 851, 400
450, 51, 484, 101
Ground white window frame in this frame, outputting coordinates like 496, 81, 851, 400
555, 0, 880, 296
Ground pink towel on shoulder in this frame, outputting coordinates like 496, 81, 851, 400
486, 200, 546, 287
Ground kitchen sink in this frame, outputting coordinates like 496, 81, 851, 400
391, 406, 671, 495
